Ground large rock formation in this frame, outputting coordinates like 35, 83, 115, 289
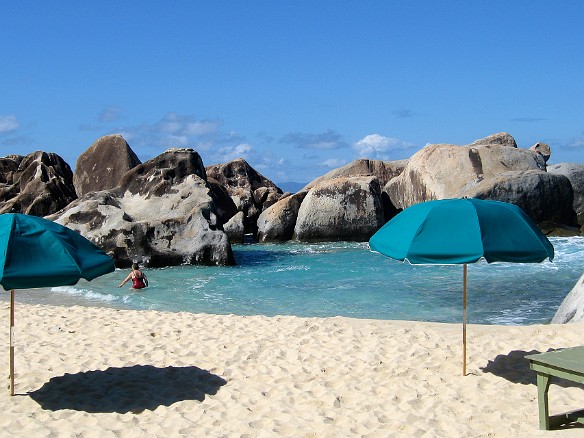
293, 176, 385, 242
257, 158, 404, 242
462, 170, 575, 226
257, 191, 307, 242
385, 133, 576, 227
206, 158, 283, 237
548, 163, 584, 226
304, 158, 407, 191
0, 151, 76, 216
73, 134, 141, 196
552, 272, 584, 324
51, 148, 234, 268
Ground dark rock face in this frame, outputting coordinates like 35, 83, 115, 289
206, 158, 283, 235
206, 177, 239, 226
293, 176, 385, 242
0, 151, 76, 216
51, 148, 234, 268
115, 147, 206, 197
467, 170, 577, 226
73, 134, 142, 196
548, 163, 584, 226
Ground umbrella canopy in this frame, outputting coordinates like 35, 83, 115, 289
369, 198, 553, 265
0, 213, 115, 290
368, 198, 554, 375
0, 213, 115, 395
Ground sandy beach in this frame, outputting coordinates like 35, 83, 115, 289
1, 303, 584, 437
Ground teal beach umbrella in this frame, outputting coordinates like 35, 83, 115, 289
369, 198, 554, 375
0, 213, 115, 395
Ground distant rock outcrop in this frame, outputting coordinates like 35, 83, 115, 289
51, 148, 234, 268
548, 163, 584, 226
0, 151, 76, 216
73, 134, 141, 196
552, 272, 584, 324
293, 176, 385, 242
206, 158, 283, 237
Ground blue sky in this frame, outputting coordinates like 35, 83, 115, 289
2, 1, 583, 184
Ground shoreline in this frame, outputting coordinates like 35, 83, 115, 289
2, 303, 584, 436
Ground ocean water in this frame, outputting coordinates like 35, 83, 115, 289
4, 237, 584, 325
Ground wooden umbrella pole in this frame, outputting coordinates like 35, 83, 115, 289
9, 289, 14, 396
462, 264, 467, 376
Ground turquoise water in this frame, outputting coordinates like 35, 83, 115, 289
5, 237, 584, 325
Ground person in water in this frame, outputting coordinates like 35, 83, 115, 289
117, 263, 148, 289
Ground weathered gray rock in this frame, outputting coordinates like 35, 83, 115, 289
73, 134, 141, 196
462, 170, 576, 226
206, 177, 239, 225
387, 135, 547, 211
293, 176, 384, 242
257, 191, 307, 242
224, 211, 245, 244
548, 163, 584, 225
0, 151, 76, 216
304, 158, 407, 191
552, 272, 584, 324
530, 142, 551, 163
206, 158, 283, 235
467, 132, 518, 148
0, 155, 22, 184
51, 148, 234, 268
380, 132, 579, 226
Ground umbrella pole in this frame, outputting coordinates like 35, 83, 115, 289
9, 289, 14, 396
462, 264, 467, 376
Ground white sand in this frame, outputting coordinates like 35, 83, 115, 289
1, 303, 584, 437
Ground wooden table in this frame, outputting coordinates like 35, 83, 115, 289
526, 346, 584, 430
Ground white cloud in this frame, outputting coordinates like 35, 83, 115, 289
354, 134, 414, 160
0, 115, 20, 134
217, 143, 253, 161
99, 106, 122, 122
167, 135, 189, 147
322, 158, 346, 168
159, 113, 220, 136
279, 130, 349, 150
566, 137, 584, 150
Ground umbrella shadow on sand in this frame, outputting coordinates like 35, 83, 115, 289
481, 349, 584, 390
28, 365, 227, 413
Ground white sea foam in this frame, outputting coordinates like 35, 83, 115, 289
275, 265, 309, 272
50, 286, 119, 303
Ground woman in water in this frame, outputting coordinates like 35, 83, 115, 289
117, 263, 149, 289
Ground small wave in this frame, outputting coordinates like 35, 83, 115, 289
50, 286, 119, 303
51, 286, 88, 296
275, 265, 310, 272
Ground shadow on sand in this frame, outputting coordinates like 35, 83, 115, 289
28, 364, 227, 413
481, 349, 584, 390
